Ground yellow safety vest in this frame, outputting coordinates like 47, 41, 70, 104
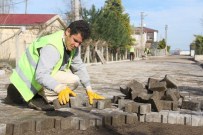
10, 30, 75, 102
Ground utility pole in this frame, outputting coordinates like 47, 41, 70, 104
140, 12, 144, 49
140, 12, 147, 49
25, 0, 28, 14
165, 25, 168, 55
72, 0, 80, 21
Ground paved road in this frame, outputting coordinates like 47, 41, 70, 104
0, 55, 203, 124
86, 55, 203, 98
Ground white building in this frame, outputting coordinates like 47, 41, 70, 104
131, 27, 158, 49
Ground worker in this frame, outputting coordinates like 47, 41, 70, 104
5, 20, 105, 111
129, 46, 135, 61
144, 47, 150, 57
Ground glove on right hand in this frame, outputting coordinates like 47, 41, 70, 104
58, 87, 76, 105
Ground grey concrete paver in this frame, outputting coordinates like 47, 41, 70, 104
1, 55, 203, 133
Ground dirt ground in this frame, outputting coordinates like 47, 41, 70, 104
23, 121, 203, 135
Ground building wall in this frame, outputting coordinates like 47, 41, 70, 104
0, 19, 65, 64
131, 31, 158, 50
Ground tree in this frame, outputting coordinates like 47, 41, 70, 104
95, 0, 133, 51
80, 0, 133, 61
158, 39, 166, 49
82, 5, 101, 40
194, 35, 203, 54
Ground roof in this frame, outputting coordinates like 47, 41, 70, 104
0, 14, 57, 26
135, 27, 158, 33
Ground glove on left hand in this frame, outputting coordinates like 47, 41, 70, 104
86, 90, 105, 105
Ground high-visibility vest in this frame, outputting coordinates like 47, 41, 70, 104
130, 46, 135, 53
10, 30, 75, 102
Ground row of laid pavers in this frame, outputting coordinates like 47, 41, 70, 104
0, 100, 203, 135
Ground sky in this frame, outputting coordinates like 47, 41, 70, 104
13, 0, 203, 50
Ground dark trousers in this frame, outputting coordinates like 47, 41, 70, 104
130, 52, 134, 61
6, 84, 25, 104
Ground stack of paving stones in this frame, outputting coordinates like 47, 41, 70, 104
1, 74, 203, 135
117, 74, 203, 126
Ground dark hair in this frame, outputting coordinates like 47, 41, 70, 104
66, 20, 90, 40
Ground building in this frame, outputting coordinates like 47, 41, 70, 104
131, 27, 158, 49
0, 14, 66, 65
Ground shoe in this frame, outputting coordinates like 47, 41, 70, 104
5, 84, 25, 104
28, 96, 55, 111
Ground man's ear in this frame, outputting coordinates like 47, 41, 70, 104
65, 28, 70, 36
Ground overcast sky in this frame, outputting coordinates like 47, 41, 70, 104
14, 0, 203, 50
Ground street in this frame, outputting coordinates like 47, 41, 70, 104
0, 55, 203, 135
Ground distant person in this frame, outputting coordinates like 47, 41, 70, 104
5, 20, 105, 111
129, 46, 135, 61
144, 47, 150, 57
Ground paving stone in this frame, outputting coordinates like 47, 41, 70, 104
199, 99, 203, 110
16, 120, 35, 135
150, 92, 162, 112
53, 99, 70, 109
103, 113, 112, 126
146, 112, 161, 123
54, 118, 61, 129
35, 118, 55, 132
124, 102, 139, 113
97, 99, 112, 109
95, 117, 103, 127
165, 89, 178, 101
198, 117, 203, 126
148, 79, 167, 92
161, 100, 172, 110
124, 102, 133, 113
184, 114, 192, 126
79, 118, 90, 130
5, 123, 13, 135
138, 114, 145, 122
147, 78, 160, 90
182, 100, 201, 111
7, 122, 30, 135
159, 110, 169, 123
112, 95, 124, 104
89, 118, 96, 127
136, 91, 152, 102
127, 79, 144, 92
163, 74, 179, 89
60, 117, 73, 130
0, 124, 6, 135
168, 111, 179, 124
179, 91, 190, 98
118, 99, 132, 110
161, 100, 179, 111
191, 115, 201, 126
70, 117, 80, 130
127, 80, 145, 100
139, 103, 151, 114
133, 102, 143, 113
111, 113, 123, 127
176, 114, 185, 125
125, 113, 138, 124
70, 96, 82, 108
145, 112, 154, 122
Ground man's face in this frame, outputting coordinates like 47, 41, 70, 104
65, 28, 83, 51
